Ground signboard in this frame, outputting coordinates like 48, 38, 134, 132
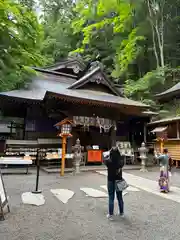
73, 116, 116, 133
0, 170, 10, 220
0, 123, 16, 133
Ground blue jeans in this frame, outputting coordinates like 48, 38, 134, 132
108, 180, 124, 215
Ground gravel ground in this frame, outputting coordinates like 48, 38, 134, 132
1, 170, 180, 240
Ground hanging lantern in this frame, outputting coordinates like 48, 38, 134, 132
54, 118, 73, 176
61, 123, 72, 135
151, 126, 168, 153
54, 118, 73, 137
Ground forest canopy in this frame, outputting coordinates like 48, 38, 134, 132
0, 0, 46, 90
1, 0, 180, 117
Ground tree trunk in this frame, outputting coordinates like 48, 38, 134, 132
155, 23, 164, 68
151, 21, 160, 68
147, 0, 160, 68
147, 0, 165, 69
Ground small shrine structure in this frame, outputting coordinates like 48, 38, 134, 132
148, 82, 180, 167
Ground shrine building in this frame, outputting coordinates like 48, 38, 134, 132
0, 57, 152, 167
148, 82, 180, 167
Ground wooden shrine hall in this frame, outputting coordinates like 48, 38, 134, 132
0, 57, 151, 167
148, 81, 180, 167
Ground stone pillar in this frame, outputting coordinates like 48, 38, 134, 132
139, 142, 148, 172
72, 139, 84, 175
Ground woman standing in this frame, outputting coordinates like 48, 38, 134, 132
156, 149, 170, 193
104, 145, 125, 220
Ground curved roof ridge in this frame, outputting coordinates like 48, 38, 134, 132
155, 82, 180, 97
42, 57, 86, 72
68, 66, 121, 97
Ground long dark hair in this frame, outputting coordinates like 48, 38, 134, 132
163, 149, 168, 154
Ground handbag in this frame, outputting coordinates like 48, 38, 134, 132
116, 178, 129, 192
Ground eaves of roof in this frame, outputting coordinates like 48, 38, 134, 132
46, 89, 148, 108
0, 79, 148, 109
147, 116, 180, 126
68, 66, 121, 97
155, 82, 180, 99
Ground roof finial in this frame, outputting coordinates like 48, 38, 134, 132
89, 61, 103, 70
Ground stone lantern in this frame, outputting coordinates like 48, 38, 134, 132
138, 142, 148, 172
72, 139, 84, 174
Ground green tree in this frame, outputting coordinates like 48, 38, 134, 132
0, 0, 45, 91
71, 0, 180, 114
124, 0, 180, 101
18, 0, 36, 10
40, 0, 80, 62
39, 0, 180, 116
72, 0, 146, 78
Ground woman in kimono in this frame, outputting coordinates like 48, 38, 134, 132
156, 149, 170, 193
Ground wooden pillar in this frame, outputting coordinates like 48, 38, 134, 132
67, 114, 73, 153
177, 121, 180, 139
9, 122, 13, 138
160, 140, 164, 153
61, 136, 66, 176
23, 108, 27, 140
176, 160, 179, 168
143, 123, 147, 143
111, 127, 116, 147
67, 137, 72, 153
24, 106, 31, 140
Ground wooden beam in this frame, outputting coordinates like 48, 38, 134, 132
48, 93, 146, 116
177, 121, 180, 139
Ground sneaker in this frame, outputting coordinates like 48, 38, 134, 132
107, 214, 114, 221
119, 213, 125, 218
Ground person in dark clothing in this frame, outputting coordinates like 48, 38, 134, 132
104, 146, 124, 220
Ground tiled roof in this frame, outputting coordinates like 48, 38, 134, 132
33, 67, 77, 79
151, 126, 167, 133
43, 57, 86, 72
0, 74, 148, 108
155, 82, 180, 98
68, 66, 120, 96
148, 116, 180, 125
48, 89, 147, 107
